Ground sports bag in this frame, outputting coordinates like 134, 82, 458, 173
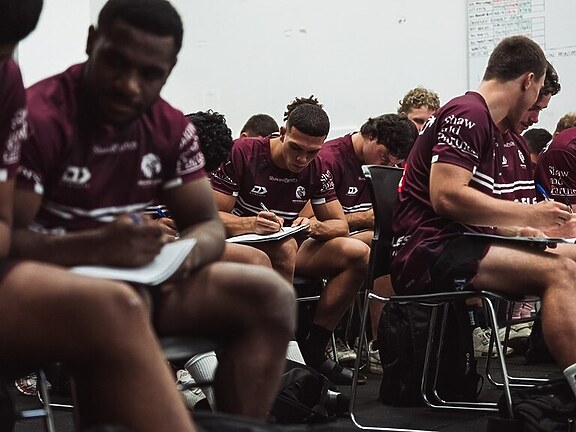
378, 301, 481, 406
498, 378, 576, 432
269, 360, 348, 424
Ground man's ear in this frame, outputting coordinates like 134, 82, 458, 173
240, 132, 248, 138
522, 72, 535, 91
86, 25, 97, 56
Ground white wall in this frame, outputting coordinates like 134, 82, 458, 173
17, 0, 90, 87
16, 0, 575, 137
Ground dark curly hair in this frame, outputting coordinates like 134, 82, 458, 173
541, 61, 561, 97
283, 95, 330, 137
185, 110, 233, 172
360, 114, 418, 160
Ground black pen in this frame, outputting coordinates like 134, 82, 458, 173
260, 202, 284, 231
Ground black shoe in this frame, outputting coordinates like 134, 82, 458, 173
317, 358, 367, 386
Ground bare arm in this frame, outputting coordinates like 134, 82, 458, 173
309, 199, 349, 241
161, 177, 226, 271
213, 190, 283, 236
430, 163, 571, 229
0, 180, 14, 259
345, 209, 374, 231
11, 189, 164, 267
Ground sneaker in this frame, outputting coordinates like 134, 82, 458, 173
473, 327, 513, 358
498, 323, 532, 341
14, 373, 51, 396
176, 369, 207, 410
325, 338, 356, 365
367, 341, 383, 375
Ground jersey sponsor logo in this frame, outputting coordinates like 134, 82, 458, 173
443, 114, 476, 130
269, 175, 297, 183
347, 186, 358, 196
92, 141, 137, 154
141, 153, 162, 178
319, 169, 335, 193
295, 186, 306, 199
250, 185, 267, 195
502, 155, 508, 167
4, 108, 27, 166
61, 166, 91, 187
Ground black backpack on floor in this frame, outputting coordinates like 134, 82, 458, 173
378, 301, 481, 406
497, 378, 576, 432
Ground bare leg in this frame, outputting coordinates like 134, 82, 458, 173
0, 261, 195, 432
296, 237, 370, 330
222, 242, 272, 268
255, 237, 298, 282
350, 230, 395, 339
472, 243, 576, 368
155, 262, 296, 420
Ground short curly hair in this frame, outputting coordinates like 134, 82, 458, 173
397, 86, 440, 115
555, 112, 576, 135
185, 110, 233, 172
283, 95, 330, 137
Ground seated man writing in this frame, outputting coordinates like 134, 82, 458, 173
11, 0, 295, 421
391, 35, 576, 396
211, 96, 370, 384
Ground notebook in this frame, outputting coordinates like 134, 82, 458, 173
226, 224, 309, 244
71, 238, 196, 285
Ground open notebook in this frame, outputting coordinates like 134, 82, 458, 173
226, 224, 309, 244
464, 232, 576, 248
71, 238, 196, 285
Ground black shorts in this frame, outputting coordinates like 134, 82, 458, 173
428, 235, 491, 293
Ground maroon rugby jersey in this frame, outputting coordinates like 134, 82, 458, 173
391, 91, 509, 293
534, 127, 576, 204
17, 63, 206, 232
210, 137, 337, 225
0, 59, 27, 180
320, 134, 371, 214
498, 132, 537, 205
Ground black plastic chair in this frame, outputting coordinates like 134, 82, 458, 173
348, 165, 537, 431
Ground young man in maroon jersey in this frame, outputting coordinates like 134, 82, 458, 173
391, 35, 576, 396
11, 0, 296, 422
0, 1, 205, 431
211, 96, 370, 384
314, 113, 418, 371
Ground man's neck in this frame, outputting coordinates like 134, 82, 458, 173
477, 80, 516, 134
269, 136, 288, 170
351, 132, 367, 163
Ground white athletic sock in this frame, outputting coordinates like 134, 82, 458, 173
563, 363, 576, 397
285, 340, 306, 364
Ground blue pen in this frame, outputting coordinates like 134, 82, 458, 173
535, 184, 550, 201
156, 206, 168, 218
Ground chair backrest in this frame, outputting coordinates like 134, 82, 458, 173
361, 165, 404, 287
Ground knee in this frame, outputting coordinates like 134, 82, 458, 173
82, 281, 149, 331
249, 268, 297, 334
338, 238, 371, 270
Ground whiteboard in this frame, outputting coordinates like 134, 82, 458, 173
467, 0, 576, 132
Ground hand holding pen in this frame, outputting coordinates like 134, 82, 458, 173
533, 183, 573, 228
536, 183, 573, 213
256, 202, 285, 233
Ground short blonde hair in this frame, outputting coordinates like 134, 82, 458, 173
555, 112, 576, 134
